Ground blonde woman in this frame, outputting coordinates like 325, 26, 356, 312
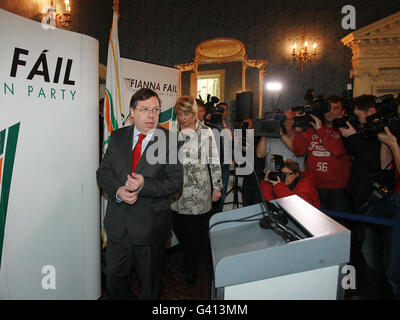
171, 96, 223, 285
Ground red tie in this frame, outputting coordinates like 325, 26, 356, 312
131, 133, 146, 173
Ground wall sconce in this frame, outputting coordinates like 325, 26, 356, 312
42, 0, 72, 29
291, 34, 317, 72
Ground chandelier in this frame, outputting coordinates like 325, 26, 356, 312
42, 0, 72, 29
291, 34, 317, 72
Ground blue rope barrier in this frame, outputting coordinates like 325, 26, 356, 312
322, 209, 399, 227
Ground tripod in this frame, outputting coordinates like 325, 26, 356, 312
225, 165, 243, 209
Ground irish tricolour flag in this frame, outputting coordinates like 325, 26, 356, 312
0, 123, 20, 268
101, 11, 123, 247
103, 11, 123, 151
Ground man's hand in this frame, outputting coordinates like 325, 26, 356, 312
117, 186, 138, 205
310, 114, 322, 130
212, 189, 221, 202
378, 126, 398, 148
339, 121, 357, 138
125, 172, 144, 192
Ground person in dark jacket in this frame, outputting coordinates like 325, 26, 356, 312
261, 159, 321, 209
339, 95, 400, 299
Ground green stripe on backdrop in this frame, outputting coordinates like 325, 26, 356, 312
159, 107, 174, 123
0, 129, 5, 156
0, 122, 20, 268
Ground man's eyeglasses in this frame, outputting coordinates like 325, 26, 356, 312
136, 107, 161, 114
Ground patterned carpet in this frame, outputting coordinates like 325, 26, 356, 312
158, 244, 213, 300
100, 240, 213, 300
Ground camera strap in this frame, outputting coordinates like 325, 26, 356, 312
383, 159, 393, 171
371, 160, 396, 188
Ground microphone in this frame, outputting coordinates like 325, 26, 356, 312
244, 162, 287, 229
260, 200, 288, 228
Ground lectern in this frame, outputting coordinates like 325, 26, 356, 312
209, 195, 351, 300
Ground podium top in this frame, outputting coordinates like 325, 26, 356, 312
209, 195, 350, 288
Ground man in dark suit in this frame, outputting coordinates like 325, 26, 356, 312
97, 88, 183, 300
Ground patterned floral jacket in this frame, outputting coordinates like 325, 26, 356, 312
171, 120, 223, 215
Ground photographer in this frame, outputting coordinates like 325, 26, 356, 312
339, 94, 400, 299
256, 110, 305, 173
260, 159, 320, 209
292, 95, 351, 213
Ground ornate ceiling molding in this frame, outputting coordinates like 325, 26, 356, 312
341, 12, 400, 97
342, 12, 400, 45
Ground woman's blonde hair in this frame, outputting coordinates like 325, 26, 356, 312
174, 96, 197, 116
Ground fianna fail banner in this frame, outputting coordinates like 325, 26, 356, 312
120, 57, 179, 129
0, 9, 100, 299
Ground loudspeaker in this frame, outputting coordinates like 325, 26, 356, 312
236, 91, 253, 122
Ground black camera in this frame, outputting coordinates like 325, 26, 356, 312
358, 180, 391, 213
267, 154, 286, 182
208, 113, 223, 126
360, 94, 400, 139
254, 112, 286, 137
332, 113, 360, 129
361, 113, 400, 139
292, 110, 314, 129
204, 95, 223, 126
292, 93, 331, 130
268, 171, 287, 182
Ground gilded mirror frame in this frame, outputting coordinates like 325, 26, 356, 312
175, 38, 268, 117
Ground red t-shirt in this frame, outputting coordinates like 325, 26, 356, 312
292, 126, 350, 189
